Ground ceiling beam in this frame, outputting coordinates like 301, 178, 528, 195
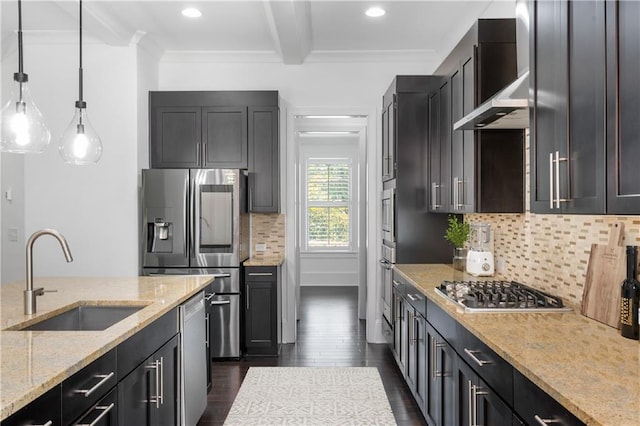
51, 0, 134, 46
263, 0, 312, 65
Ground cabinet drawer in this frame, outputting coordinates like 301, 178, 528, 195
513, 369, 584, 426
244, 266, 277, 281
404, 283, 426, 318
72, 388, 117, 426
457, 322, 513, 406
3, 385, 61, 426
62, 349, 117, 425
426, 298, 456, 345
117, 308, 178, 380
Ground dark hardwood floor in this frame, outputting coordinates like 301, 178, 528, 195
198, 286, 427, 426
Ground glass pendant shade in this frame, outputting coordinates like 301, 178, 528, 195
58, 106, 102, 165
1, 82, 51, 154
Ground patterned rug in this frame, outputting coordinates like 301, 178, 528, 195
223, 367, 397, 425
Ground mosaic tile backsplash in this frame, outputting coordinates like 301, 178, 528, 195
250, 213, 285, 258
468, 132, 640, 308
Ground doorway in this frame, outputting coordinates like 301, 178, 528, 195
285, 113, 369, 343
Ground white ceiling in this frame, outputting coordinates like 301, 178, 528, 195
1, 1, 516, 64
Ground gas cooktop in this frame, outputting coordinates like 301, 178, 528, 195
436, 280, 572, 313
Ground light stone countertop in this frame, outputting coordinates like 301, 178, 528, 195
0, 275, 214, 420
244, 255, 285, 267
394, 264, 640, 426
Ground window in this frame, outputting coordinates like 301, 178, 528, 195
306, 161, 352, 249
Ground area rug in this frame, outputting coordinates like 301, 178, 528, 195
223, 367, 397, 425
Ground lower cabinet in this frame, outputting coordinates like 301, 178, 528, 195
389, 277, 586, 426
73, 388, 118, 426
2, 386, 61, 426
244, 266, 279, 355
118, 335, 179, 426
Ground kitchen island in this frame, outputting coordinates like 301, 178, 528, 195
0, 275, 214, 420
394, 264, 640, 426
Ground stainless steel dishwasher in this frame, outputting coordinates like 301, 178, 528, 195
179, 292, 207, 426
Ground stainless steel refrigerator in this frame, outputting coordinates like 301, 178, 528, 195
141, 168, 248, 358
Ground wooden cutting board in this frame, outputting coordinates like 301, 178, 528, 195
581, 222, 626, 328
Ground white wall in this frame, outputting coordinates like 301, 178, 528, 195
23, 41, 139, 278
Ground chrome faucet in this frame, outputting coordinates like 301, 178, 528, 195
24, 229, 73, 315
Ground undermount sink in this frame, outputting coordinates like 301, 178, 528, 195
17, 304, 146, 331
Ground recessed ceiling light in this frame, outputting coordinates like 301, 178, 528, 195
365, 7, 386, 18
182, 8, 202, 18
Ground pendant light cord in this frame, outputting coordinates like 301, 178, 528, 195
17, 0, 23, 76
77, 0, 85, 107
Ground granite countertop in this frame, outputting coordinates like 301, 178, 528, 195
244, 255, 285, 267
0, 275, 215, 420
394, 264, 640, 426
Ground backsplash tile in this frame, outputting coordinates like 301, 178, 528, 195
250, 213, 285, 258
468, 132, 640, 308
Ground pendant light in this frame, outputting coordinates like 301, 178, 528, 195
0, 0, 51, 153
58, 0, 102, 165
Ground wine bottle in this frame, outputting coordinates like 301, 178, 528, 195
620, 246, 640, 340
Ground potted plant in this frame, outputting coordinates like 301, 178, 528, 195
444, 215, 470, 271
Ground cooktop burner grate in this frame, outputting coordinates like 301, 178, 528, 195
436, 280, 572, 313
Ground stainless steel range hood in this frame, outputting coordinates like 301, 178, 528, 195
454, 0, 530, 131
453, 71, 529, 130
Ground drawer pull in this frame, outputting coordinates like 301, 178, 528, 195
392, 280, 401, 287
33, 422, 53, 426
464, 348, 492, 367
406, 294, 417, 301
210, 300, 231, 306
205, 292, 216, 301
74, 372, 114, 397
76, 403, 115, 426
248, 272, 273, 276
534, 415, 559, 425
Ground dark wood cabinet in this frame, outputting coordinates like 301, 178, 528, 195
455, 360, 513, 426
202, 107, 247, 168
73, 388, 118, 426
530, 0, 606, 214
430, 19, 524, 214
2, 385, 61, 426
248, 106, 280, 212
244, 266, 279, 355
118, 335, 179, 426
152, 107, 202, 168
425, 321, 456, 426
606, 0, 640, 213
149, 91, 280, 213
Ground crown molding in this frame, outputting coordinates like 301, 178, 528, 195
161, 49, 436, 65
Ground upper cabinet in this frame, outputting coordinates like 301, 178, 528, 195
530, 0, 606, 214
606, 0, 640, 214
531, 0, 640, 214
429, 19, 525, 214
149, 91, 280, 213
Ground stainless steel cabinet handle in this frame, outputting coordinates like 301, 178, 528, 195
205, 292, 216, 301
205, 314, 210, 348
406, 293, 417, 302
431, 339, 446, 378
392, 280, 401, 288
464, 348, 492, 367
554, 151, 561, 208
534, 415, 558, 425
196, 142, 201, 165
210, 300, 231, 306
246, 284, 250, 310
409, 311, 415, 345
76, 403, 115, 426
549, 152, 554, 209
146, 360, 160, 408
33, 422, 53, 426
158, 356, 164, 405
203, 144, 207, 165
431, 182, 441, 210
248, 272, 273, 276
73, 372, 114, 397
467, 380, 476, 426
453, 177, 459, 211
